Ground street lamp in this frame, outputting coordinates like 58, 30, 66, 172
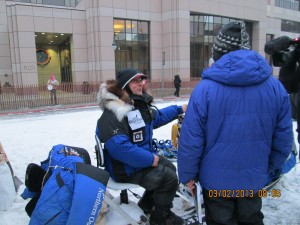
112, 33, 121, 71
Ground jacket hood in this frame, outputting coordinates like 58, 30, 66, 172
202, 50, 272, 86
97, 80, 134, 121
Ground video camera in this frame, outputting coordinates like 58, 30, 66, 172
264, 35, 300, 94
264, 36, 300, 67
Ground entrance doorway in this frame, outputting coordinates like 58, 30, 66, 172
35, 32, 72, 85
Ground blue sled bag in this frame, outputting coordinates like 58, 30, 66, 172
266, 141, 297, 190
67, 162, 109, 225
25, 144, 109, 225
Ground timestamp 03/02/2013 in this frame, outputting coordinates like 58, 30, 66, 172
208, 189, 281, 198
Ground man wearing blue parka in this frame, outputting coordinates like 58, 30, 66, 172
178, 21, 293, 225
96, 68, 187, 225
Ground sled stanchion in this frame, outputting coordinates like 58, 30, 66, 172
195, 182, 203, 224
177, 182, 206, 225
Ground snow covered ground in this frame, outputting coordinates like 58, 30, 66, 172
0, 99, 299, 225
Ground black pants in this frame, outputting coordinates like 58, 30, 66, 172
174, 87, 180, 97
119, 156, 178, 208
289, 93, 297, 120
203, 189, 264, 225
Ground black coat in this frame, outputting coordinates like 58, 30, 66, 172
174, 75, 181, 89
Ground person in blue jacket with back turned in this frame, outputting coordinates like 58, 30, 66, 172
96, 68, 187, 225
178, 21, 293, 225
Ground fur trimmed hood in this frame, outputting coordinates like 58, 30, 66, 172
97, 80, 134, 121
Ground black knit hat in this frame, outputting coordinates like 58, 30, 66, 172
212, 21, 251, 62
116, 68, 147, 89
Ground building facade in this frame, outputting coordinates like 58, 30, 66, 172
0, 0, 299, 91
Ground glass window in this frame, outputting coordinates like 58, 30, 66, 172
191, 22, 199, 36
190, 14, 253, 78
275, 0, 300, 10
132, 21, 138, 34
138, 34, 148, 41
138, 21, 148, 34
213, 23, 222, 35
190, 15, 196, 22
222, 18, 230, 25
126, 41, 133, 67
207, 16, 214, 23
229, 18, 237, 23
15, 0, 31, 2
14, 0, 78, 6
199, 16, 204, 22
113, 19, 150, 77
132, 41, 139, 69
114, 19, 125, 33
214, 17, 222, 24
190, 22, 196, 36
198, 23, 204, 35
281, 19, 300, 33
208, 36, 214, 43
43, 0, 65, 6
124, 33, 132, 41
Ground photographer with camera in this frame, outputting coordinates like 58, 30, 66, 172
265, 36, 300, 145
265, 36, 300, 94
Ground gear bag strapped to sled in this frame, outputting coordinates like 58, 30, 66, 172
21, 144, 109, 225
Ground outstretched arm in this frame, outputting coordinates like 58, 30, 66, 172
153, 104, 187, 128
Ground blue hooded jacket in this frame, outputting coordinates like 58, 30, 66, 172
178, 50, 293, 192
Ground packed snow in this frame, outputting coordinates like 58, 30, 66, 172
0, 99, 299, 225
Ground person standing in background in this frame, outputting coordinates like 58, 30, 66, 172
47, 74, 59, 105
178, 21, 293, 225
173, 74, 181, 97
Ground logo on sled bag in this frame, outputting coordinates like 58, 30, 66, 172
59, 146, 81, 157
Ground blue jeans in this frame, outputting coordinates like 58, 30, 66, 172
50, 89, 57, 105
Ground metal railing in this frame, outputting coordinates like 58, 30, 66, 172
0, 80, 198, 111
0, 81, 100, 111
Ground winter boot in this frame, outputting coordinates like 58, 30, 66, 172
150, 207, 185, 225
138, 190, 155, 214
